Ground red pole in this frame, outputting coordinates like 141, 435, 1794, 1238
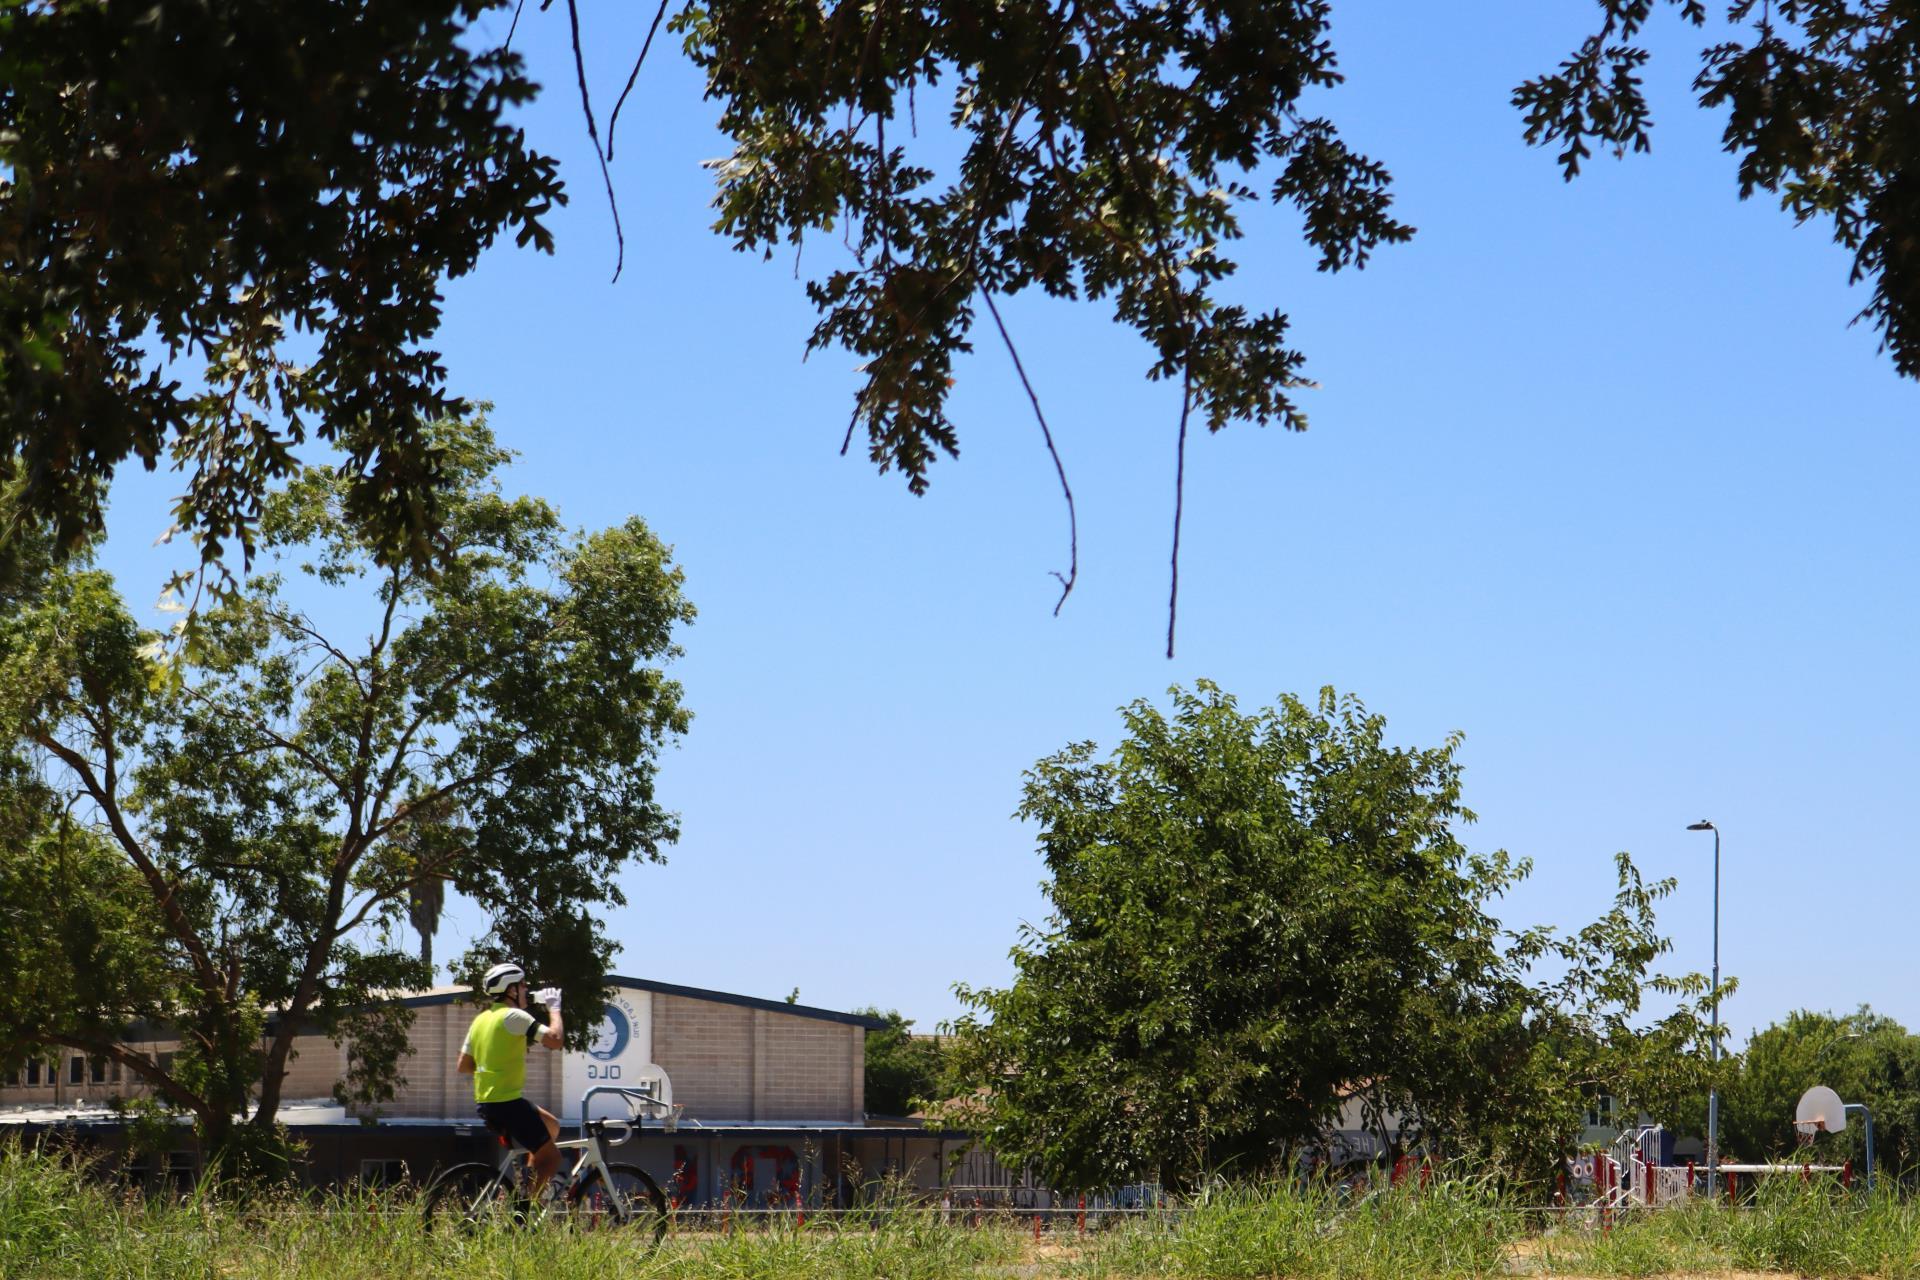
1033, 1213, 1042, 1242
1420, 1157, 1431, 1189
1843, 1160, 1852, 1189
1687, 1159, 1696, 1196
1077, 1195, 1086, 1235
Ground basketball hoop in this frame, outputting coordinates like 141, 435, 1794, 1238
661, 1102, 683, 1134
1795, 1085, 1847, 1139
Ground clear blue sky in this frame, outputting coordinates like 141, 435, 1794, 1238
99, 2, 1919, 1046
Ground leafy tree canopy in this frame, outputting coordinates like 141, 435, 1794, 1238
3, 0, 1412, 628
855, 1007, 945, 1117
1524, 1, 1920, 376
0, 0, 564, 584
942, 683, 1723, 1193
0, 415, 692, 1167
9, 2, 1919, 640
1720, 1006, 1920, 1174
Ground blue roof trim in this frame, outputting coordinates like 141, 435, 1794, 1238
614, 977, 889, 1029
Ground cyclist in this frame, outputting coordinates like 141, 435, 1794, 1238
458, 962, 565, 1200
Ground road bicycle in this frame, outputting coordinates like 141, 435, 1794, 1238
421, 1088, 671, 1247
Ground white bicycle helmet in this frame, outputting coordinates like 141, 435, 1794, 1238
482, 962, 526, 996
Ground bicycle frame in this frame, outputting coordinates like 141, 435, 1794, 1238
465, 1103, 641, 1219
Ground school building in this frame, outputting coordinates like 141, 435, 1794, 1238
0, 976, 971, 1202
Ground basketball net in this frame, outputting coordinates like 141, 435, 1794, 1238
1794, 1120, 1824, 1150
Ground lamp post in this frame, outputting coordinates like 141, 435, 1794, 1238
1687, 820, 1720, 1198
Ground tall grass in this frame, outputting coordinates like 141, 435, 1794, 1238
6, 1140, 1920, 1279
1533, 1176, 1920, 1279
1070, 1172, 1515, 1280
0, 1141, 1021, 1280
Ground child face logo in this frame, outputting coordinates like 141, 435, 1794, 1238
587, 1005, 631, 1062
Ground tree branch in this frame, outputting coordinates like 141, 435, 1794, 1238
981, 288, 1077, 614
1167, 364, 1191, 660
563, 0, 627, 282
39, 1031, 208, 1119
605, 0, 672, 162
32, 733, 225, 1001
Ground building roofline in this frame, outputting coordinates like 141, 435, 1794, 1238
387, 976, 888, 1029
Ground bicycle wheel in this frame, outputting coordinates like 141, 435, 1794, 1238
569, 1163, 669, 1249
421, 1161, 514, 1232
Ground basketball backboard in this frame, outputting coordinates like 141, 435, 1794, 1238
1794, 1084, 1847, 1134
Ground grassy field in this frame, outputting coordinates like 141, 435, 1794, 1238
4, 1145, 1918, 1280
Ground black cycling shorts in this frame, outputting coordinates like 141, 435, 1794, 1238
477, 1098, 553, 1154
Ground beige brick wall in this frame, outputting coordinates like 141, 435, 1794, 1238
1, 989, 865, 1127
653, 994, 753, 1118
279, 1037, 347, 1102
651, 995, 863, 1123
0, 1037, 179, 1111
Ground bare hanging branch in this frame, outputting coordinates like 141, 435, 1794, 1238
606, 0, 674, 162
981, 289, 1077, 615
503, 0, 531, 51
1167, 365, 1192, 661
562, 0, 628, 283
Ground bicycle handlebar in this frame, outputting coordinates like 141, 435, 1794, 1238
578, 1085, 665, 1136
593, 1119, 635, 1147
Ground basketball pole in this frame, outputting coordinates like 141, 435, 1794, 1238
1687, 820, 1720, 1201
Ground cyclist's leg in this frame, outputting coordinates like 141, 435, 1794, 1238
526, 1107, 562, 1198
483, 1099, 561, 1202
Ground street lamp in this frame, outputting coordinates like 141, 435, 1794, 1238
1687, 820, 1721, 1198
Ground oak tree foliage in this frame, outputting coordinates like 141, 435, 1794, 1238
0, 0, 565, 583
1522, 1, 1920, 374
9, 2, 1920, 618
0, 417, 692, 1168
1, 0, 1409, 610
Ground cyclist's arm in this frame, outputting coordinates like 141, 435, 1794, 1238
533, 988, 563, 1050
457, 1024, 476, 1074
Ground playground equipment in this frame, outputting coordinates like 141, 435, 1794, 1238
1577, 1097, 1867, 1219
1595, 1126, 1692, 1210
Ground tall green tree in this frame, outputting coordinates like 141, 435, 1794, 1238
0, 417, 693, 1167
1720, 1007, 1920, 1174
943, 683, 1720, 1192
856, 1008, 946, 1117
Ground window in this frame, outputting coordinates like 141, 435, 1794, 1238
158, 1052, 177, 1075
359, 1159, 408, 1188
89, 1057, 108, 1085
25, 1059, 40, 1087
69, 1056, 85, 1085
